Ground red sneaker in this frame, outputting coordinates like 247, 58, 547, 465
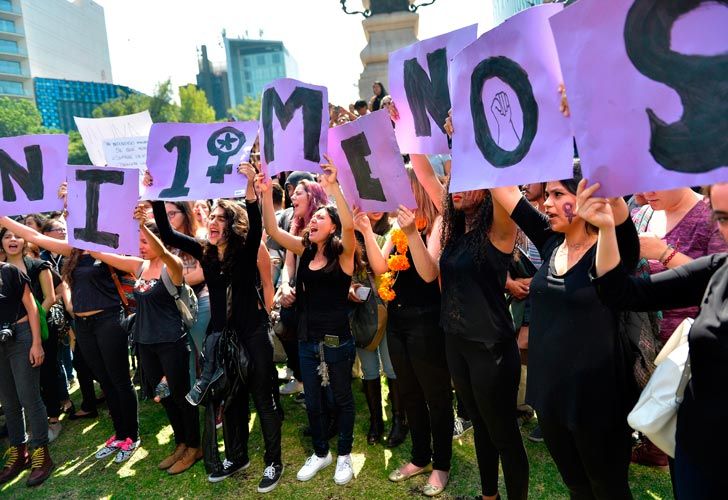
631, 439, 668, 467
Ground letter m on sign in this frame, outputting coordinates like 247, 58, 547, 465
0, 145, 44, 202
262, 86, 323, 164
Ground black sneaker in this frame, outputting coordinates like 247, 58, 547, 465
257, 463, 283, 493
528, 425, 544, 443
207, 458, 250, 483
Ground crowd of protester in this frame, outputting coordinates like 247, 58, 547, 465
0, 85, 725, 500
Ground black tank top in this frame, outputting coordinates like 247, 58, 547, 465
71, 254, 121, 313
133, 274, 185, 344
391, 232, 440, 308
295, 247, 352, 341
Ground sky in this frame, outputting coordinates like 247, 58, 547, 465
95, 0, 494, 106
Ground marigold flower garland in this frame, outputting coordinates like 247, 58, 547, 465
378, 228, 410, 301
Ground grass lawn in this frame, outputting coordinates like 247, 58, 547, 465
1, 377, 673, 499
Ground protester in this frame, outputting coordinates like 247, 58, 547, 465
0, 216, 141, 464
0, 237, 53, 487
261, 158, 358, 486
369, 81, 387, 112
151, 165, 284, 493
588, 182, 728, 499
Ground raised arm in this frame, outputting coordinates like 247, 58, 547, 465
410, 154, 445, 213
151, 201, 203, 261
89, 251, 144, 276
260, 177, 305, 256
0, 217, 72, 256
257, 242, 274, 313
134, 205, 183, 285
397, 206, 441, 283
353, 209, 388, 276
320, 157, 356, 275
489, 192, 518, 255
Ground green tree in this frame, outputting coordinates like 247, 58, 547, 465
0, 97, 43, 137
228, 96, 262, 121
67, 131, 91, 165
179, 84, 215, 123
92, 79, 180, 123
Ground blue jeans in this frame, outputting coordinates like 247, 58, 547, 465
188, 294, 211, 386
299, 338, 355, 456
357, 332, 395, 380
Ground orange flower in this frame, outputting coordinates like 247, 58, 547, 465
387, 254, 410, 272
378, 286, 396, 302
390, 229, 409, 255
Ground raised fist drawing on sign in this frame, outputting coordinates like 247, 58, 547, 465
490, 91, 522, 151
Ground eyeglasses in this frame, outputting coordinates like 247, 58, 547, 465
166, 210, 182, 219
48, 227, 66, 234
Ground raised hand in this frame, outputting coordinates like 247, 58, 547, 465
237, 161, 257, 182
319, 154, 339, 194
575, 179, 614, 230
142, 169, 154, 187
382, 96, 399, 121
133, 204, 149, 226
396, 205, 417, 236
558, 84, 570, 118
353, 208, 373, 235
255, 173, 271, 194
444, 108, 454, 137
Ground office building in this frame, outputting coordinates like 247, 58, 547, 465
0, 0, 112, 99
196, 44, 230, 120
492, 0, 543, 25
34, 77, 136, 131
223, 37, 298, 107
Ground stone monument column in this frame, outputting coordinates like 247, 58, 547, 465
343, 0, 420, 99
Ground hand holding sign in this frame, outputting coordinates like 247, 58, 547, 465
396, 205, 417, 237
318, 155, 339, 196
574, 180, 614, 231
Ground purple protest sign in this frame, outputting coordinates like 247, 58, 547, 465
0, 134, 68, 217
259, 78, 328, 177
449, 4, 573, 194
389, 24, 477, 154
328, 110, 416, 212
67, 166, 140, 255
144, 121, 258, 201
550, 0, 728, 197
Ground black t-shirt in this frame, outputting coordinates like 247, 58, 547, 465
132, 271, 185, 344
296, 247, 352, 341
71, 254, 122, 313
0, 263, 30, 324
440, 232, 514, 343
390, 233, 440, 308
22, 256, 61, 305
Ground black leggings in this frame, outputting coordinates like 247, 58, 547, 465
446, 335, 528, 499
388, 304, 453, 471
539, 418, 632, 499
39, 327, 62, 419
138, 338, 199, 448
74, 309, 138, 441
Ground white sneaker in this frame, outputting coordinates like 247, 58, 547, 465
334, 455, 353, 485
296, 452, 332, 481
280, 379, 304, 395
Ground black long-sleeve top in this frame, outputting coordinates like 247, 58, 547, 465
152, 199, 264, 335
511, 198, 640, 430
593, 252, 728, 458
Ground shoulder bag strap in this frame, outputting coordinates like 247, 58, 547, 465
107, 264, 131, 315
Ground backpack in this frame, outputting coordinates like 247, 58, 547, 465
160, 266, 199, 330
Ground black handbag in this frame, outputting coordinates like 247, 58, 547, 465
350, 273, 387, 351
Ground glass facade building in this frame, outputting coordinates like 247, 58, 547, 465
34, 77, 136, 131
223, 38, 298, 107
492, 0, 543, 25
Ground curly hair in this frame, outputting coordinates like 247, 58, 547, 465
291, 180, 328, 236
201, 199, 250, 275
440, 180, 494, 266
301, 205, 363, 274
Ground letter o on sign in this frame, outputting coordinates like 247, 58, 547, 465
470, 56, 538, 167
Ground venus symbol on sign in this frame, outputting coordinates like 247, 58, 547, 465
207, 126, 245, 184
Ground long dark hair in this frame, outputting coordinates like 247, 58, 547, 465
62, 248, 84, 288
166, 201, 198, 237
371, 81, 387, 111
441, 181, 494, 266
301, 205, 363, 274
201, 199, 250, 275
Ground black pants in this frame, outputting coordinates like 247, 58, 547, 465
74, 309, 138, 441
282, 337, 301, 381
72, 339, 97, 413
446, 335, 528, 499
539, 418, 632, 499
388, 304, 453, 471
39, 326, 62, 419
137, 338, 200, 448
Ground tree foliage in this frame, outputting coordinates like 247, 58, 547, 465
228, 96, 262, 122
0, 97, 43, 137
179, 85, 216, 123
92, 79, 180, 123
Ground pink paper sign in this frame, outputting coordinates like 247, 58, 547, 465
449, 4, 573, 193
550, 0, 728, 197
67, 166, 140, 255
389, 24, 477, 154
0, 134, 68, 217
328, 110, 416, 212
260, 78, 328, 177
144, 121, 258, 201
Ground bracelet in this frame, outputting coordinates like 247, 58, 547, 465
662, 247, 679, 267
657, 245, 673, 263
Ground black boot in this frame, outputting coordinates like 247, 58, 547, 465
385, 378, 408, 448
362, 379, 384, 445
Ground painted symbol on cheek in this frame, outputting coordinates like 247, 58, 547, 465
563, 203, 575, 224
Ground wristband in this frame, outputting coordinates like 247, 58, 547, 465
657, 244, 674, 263
662, 247, 679, 267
